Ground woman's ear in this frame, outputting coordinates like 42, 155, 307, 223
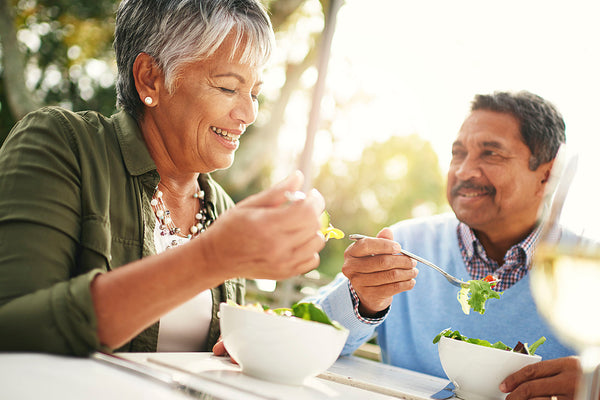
132, 52, 163, 107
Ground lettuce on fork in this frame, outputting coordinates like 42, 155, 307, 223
457, 275, 502, 315
320, 211, 344, 241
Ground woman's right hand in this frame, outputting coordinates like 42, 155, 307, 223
199, 171, 326, 281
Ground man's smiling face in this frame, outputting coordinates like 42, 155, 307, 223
446, 110, 551, 238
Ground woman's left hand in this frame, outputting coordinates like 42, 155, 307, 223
212, 337, 237, 364
500, 356, 581, 400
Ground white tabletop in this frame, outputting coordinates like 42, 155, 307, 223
0, 352, 450, 400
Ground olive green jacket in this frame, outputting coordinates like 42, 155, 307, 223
0, 107, 244, 356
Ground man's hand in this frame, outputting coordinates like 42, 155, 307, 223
500, 357, 582, 400
342, 228, 418, 317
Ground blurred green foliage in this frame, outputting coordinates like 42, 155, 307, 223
314, 134, 448, 277
1, 0, 118, 143
0, 0, 447, 281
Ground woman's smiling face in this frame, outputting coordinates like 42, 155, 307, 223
152, 35, 263, 174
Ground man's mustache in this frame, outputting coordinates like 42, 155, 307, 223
450, 180, 496, 197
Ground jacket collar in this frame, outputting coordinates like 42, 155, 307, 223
112, 110, 157, 177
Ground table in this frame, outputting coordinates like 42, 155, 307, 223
0, 352, 450, 400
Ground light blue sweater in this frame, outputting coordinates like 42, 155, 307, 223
309, 213, 575, 378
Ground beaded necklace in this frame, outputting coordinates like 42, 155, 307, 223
150, 186, 210, 249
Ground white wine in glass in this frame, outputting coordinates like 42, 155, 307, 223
531, 148, 600, 400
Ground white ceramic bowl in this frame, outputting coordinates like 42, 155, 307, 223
438, 336, 542, 400
219, 302, 349, 385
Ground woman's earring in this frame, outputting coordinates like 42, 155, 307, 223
144, 96, 153, 105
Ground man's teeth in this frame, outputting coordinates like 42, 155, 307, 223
211, 126, 239, 142
461, 192, 487, 197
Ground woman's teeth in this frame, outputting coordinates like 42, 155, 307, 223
211, 126, 239, 142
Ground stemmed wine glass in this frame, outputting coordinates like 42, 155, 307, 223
531, 145, 600, 400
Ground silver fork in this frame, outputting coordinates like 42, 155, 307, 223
348, 234, 469, 288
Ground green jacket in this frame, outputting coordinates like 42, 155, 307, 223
0, 107, 244, 356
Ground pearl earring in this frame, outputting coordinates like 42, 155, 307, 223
144, 96, 153, 105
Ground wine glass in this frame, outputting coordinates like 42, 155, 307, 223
531, 145, 600, 400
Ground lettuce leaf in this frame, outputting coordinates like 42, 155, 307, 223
529, 336, 547, 355
291, 302, 344, 330
228, 301, 345, 330
457, 279, 502, 315
320, 211, 345, 241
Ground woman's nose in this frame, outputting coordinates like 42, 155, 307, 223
231, 94, 258, 126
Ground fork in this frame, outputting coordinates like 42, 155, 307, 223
348, 234, 469, 288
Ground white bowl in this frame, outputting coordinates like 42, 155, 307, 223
219, 302, 349, 385
438, 336, 542, 400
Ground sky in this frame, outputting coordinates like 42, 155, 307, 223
277, 0, 600, 175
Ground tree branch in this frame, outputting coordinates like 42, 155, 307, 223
269, 0, 306, 31
0, 0, 41, 119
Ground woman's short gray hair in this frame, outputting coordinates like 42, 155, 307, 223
114, 0, 275, 120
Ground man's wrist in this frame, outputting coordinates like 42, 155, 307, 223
358, 303, 389, 319
348, 281, 389, 324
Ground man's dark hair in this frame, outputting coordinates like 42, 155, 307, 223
471, 91, 566, 170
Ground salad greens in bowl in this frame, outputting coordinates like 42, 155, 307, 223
434, 328, 546, 355
435, 329, 545, 400
219, 301, 348, 385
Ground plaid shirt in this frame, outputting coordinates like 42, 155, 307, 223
457, 222, 542, 291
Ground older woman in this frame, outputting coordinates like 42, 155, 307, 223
0, 0, 325, 355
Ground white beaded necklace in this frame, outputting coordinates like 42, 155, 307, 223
150, 186, 210, 249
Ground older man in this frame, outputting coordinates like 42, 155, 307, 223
308, 91, 581, 400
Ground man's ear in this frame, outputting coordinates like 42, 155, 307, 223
540, 159, 554, 184
536, 159, 556, 199
132, 52, 163, 107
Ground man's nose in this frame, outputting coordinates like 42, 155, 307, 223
454, 155, 482, 180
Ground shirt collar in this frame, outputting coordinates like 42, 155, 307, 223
457, 221, 542, 268
458, 222, 477, 260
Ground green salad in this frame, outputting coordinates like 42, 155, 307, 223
227, 300, 345, 331
457, 275, 502, 315
434, 328, 546, 356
